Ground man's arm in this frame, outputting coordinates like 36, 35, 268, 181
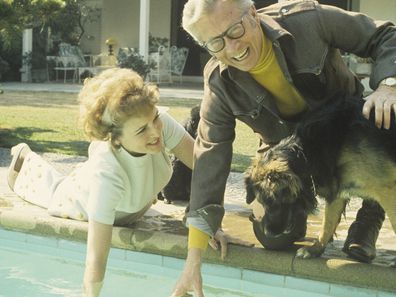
171, 74, 235, 297
187, 85, 236, 229
316, 4, 396, 127
171, 247, 205, 297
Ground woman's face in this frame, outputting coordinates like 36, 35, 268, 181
117, 107, 164, 156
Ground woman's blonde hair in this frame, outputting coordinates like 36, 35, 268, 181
79, 68, 159, 149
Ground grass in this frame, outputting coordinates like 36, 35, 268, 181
0, 91, 257, 172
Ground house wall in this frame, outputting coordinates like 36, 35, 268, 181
150, 0, 172, 42
359, 0, 396, 24
99, 0, 171, 55
79, 0, 103, 55
78, 0, 396, 76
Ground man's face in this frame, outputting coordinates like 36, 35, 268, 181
192, 2, 263, 71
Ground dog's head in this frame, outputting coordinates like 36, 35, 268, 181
244, 136, 317, 248
245, 136, 313, 207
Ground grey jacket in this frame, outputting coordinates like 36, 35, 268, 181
187, 0, 396, 235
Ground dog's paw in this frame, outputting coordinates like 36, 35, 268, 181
296, 240, 326, 259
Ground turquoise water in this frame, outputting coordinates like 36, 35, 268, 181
0, 229, 391, 297
0, 245, 264, 297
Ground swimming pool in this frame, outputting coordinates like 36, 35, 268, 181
0, 228, 394, 297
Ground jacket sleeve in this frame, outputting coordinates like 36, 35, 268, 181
186, 69, 236, 236
316, 3, 396, 88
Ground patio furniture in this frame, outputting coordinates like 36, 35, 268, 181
170, 46, 189, 83
53, 56, 80, 83
48, 43, 86, 83
48, 43, 115, 83
78, 53, 117, 83
148, 45, 172, 84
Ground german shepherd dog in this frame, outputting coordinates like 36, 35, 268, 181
245, 95, 396, 259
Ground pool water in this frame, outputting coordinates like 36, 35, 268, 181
0, 245, 259, 297
0, 229, 392, 297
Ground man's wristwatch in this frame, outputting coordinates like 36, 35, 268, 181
380, 77, 396, 87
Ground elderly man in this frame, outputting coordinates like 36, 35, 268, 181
172, 1, 396, 296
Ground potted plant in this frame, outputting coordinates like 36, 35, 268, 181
149, 34, 169, 53
117, 48, 153, 79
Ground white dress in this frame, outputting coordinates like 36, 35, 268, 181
13, 112, 186, 225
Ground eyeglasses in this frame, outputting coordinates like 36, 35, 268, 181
200, 12, 249, 53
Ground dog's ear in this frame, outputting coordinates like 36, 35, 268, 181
245, 176, 256, 204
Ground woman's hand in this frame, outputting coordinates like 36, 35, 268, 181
363, 84, 396, 129
83, 220, 113, 297
209, 229, 254, 260
83, 281, 103, 297
171, 248, 204, 297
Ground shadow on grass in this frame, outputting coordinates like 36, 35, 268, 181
0, 127, 89, 156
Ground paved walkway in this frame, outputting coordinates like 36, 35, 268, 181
0, 82, 395, 294
0, 81, 204, 99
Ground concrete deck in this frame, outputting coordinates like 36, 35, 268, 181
0, 83, 395, 295
0, 81, 205, 100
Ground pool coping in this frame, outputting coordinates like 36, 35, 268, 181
1, 198, 395, 296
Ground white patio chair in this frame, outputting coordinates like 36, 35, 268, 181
55, 43, 88, 83
54, 56, 79, 83
148, 45, 172, 84
170, 46, 189, 84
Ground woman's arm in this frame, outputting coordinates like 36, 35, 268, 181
83, 220, 113, 297
171, 133, 194, 169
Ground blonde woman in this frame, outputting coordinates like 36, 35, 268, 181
7, 68, 194, 297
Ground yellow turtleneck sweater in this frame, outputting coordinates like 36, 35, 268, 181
188, 32, 308, 251
249, 32, 307, 118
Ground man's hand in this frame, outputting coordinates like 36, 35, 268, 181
208, 229, 254, 260
171, 231, 254, 297
363, 84, 396, 129
171, 248, 204, 297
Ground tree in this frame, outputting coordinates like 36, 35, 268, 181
0, 0, 64, 79
0, 0, 100, 80
0, 0, 64, 49
48, 0, 100, 46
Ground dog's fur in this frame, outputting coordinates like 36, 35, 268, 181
245, 96, 396, 258
159, 103, 200, 203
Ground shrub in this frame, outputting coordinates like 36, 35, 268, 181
116, 48, 153, 79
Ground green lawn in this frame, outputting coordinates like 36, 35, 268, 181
0, 91, 257, 172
